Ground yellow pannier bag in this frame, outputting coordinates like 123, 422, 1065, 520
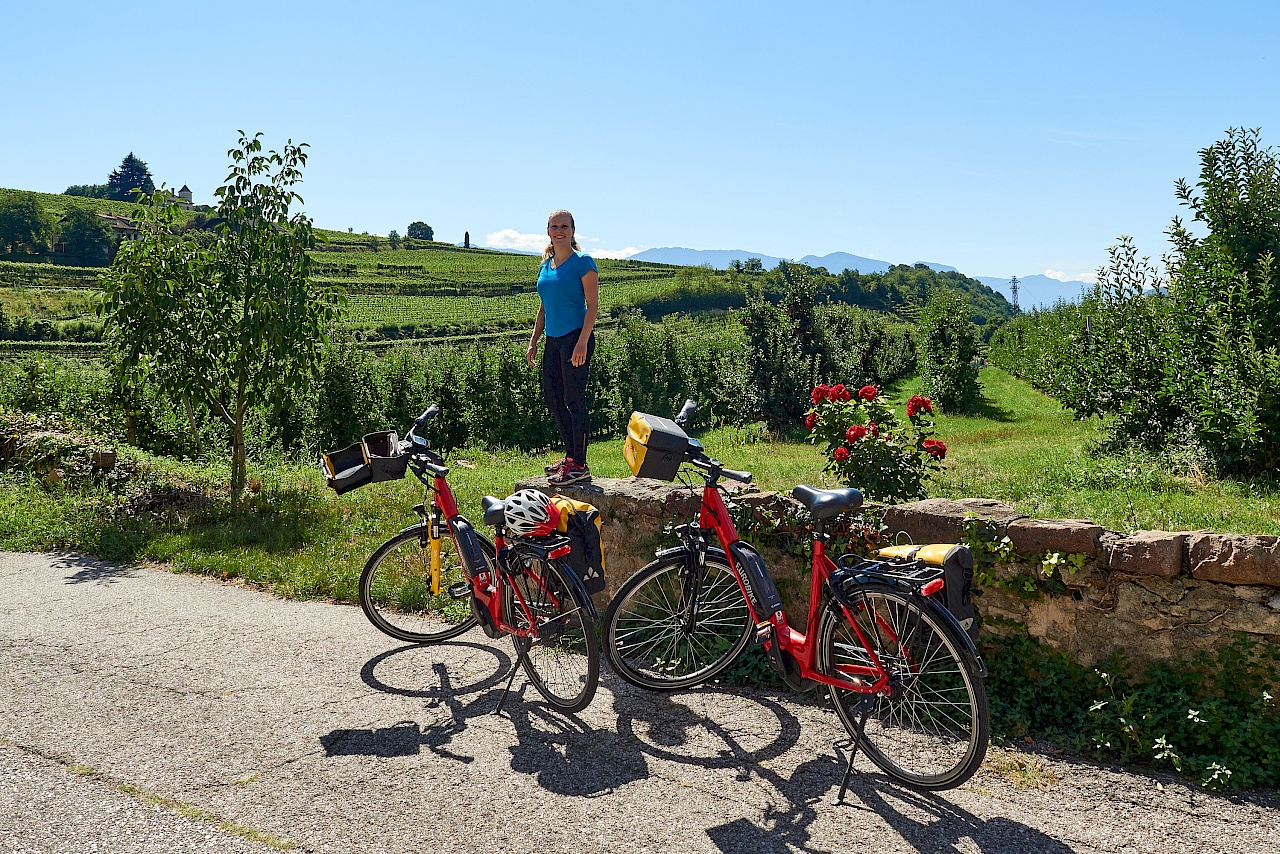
551, 495, 606, 596
876, 542, 980, 641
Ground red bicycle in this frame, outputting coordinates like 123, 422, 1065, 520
345, 405, 600, 713
604, 401, 989, 791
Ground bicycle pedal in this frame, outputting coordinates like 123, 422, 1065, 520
446, 581, 472, 600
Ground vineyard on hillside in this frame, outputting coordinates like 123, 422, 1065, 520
0, 233, 686, 350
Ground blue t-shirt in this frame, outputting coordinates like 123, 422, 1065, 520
536, 251, 597, 338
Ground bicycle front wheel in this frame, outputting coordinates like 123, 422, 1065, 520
817, 581, 989, 791
359, 527, 492, 644
509, 559, 599, 713
603, 551, 753, 691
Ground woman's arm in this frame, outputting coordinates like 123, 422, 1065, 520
571, 269, 599, 367
527, 305, 545, 366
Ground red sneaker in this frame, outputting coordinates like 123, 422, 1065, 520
549, 462, 591, 486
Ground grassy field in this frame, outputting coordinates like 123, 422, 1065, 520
0, 187, 159, 223
4, 367, 1278, 609
0, 286, 99, 319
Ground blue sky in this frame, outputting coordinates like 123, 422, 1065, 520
4, 1, 1278, 283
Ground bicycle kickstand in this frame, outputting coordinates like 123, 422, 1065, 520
834, 741, 860, 805
492, 653, 522, 716
832, 697, 872, 805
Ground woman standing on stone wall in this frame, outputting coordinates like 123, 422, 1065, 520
526, 209, 598, 486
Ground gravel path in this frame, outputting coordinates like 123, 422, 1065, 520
2, 551, 1277, 853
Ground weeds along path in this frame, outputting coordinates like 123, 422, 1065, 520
2, 550, 1277, 854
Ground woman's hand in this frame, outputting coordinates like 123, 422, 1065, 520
571, 339, 588, 367
526, 341, 538, 366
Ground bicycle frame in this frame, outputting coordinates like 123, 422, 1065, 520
409, 461, 574, 643
695, 484, 892, 697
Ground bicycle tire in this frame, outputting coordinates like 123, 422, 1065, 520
603, 551, 754, 692
817, 580, 989, 791
509, 558, 600, 713
359, 527, 494, 644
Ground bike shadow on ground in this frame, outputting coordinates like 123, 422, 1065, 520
608, 684, 1071, 854
321, 641, 518, 765
52, 553, 136, 585
323, 642, 652, 788
700, 734, 1076, 854
499, 682, 651, 797
700, 751, 1077, 854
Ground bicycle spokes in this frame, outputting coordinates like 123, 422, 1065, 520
825, 587, 987, 789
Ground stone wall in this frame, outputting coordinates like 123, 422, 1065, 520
518, 477, 1280, 672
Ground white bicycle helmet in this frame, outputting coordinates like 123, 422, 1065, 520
503, 489, 559, 537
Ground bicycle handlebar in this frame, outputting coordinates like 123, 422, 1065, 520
688, 454, 752, 485
675, 399, 752, 485
675, 399, 698, 428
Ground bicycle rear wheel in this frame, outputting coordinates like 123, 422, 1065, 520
817, 581, 989, 791
603, 551, 754, 691
509, 558, 599, 713
359, 527, 493, 644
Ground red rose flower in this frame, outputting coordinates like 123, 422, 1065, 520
811, 384, 830, 405
858, 384, 879, 401
923, 439, 947, 460
833, 446, 850, 462
829, 383, 851, 402
906, 394, 933, 417
805, 412, 818, 430
845, 424, 867, 442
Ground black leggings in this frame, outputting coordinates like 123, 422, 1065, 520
541, 329, 594, 465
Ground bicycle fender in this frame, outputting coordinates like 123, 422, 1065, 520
552, 557, 599, 623
652, 545, 730, 565
915, 593, 987, 679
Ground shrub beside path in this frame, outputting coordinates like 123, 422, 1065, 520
2, 551, 1277, 854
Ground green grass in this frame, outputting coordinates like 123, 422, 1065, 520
900, 368, 1280, 535
4, 368, 1279, 605
0, 286, 99, 319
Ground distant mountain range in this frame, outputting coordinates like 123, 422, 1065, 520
628, 247, 1088, 308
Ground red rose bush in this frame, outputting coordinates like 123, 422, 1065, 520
805, 384, 945, 502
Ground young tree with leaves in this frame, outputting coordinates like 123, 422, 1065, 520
387, 229, 401, 249
0, 193, 53, 254
919, 288, 982, 412
102, 134, 340, 500
58, 207, 113, 262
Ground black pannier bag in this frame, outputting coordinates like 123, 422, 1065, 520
551, 495, 606, 596
875, 543, 980, 641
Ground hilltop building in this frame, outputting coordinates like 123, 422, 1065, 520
97, 213, 140, 243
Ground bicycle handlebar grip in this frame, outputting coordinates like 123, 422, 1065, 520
414, 404, 440, 426
674, 399, 698, 427
721, 468, 752, 484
